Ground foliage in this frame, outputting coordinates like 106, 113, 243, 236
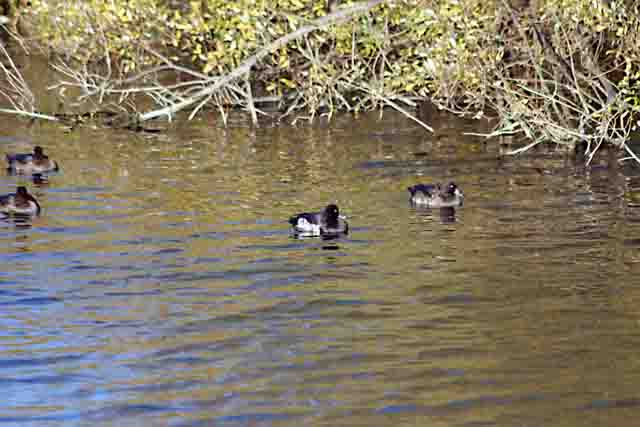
15, 0, 640, 156
478, 0, 640, 160
24, 0, 494, 100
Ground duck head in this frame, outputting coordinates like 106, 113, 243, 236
323, 204, 340, 225
445, 182, 463, 199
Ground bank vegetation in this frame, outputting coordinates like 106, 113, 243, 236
1, 0, 640, 162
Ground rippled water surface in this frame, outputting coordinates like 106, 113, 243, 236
2, 110, 640, 427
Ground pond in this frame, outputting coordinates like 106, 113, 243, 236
2, 107, 640, 427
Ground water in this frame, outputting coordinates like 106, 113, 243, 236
2, 110, 640, 427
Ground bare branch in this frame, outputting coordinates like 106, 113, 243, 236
138, 0, 387, 122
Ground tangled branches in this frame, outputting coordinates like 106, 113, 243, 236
473, 1, 640, 163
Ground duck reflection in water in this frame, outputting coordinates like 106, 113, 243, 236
411, 205, 459, 224
438, 206, 457, 223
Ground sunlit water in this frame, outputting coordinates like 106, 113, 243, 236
2, 110, 640, 427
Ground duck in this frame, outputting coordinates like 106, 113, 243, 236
6, 146, 59, 175
408, 182, 464, 208
0, 186, 41, 216
288, 204, 349, 236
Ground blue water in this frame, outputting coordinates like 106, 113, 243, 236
2, 112, 640, 427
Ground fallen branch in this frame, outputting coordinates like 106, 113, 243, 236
0, 108, 58, 121
138, 0, 387, 122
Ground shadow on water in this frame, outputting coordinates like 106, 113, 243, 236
1, 86, 640, 426
410, 206, 459, 224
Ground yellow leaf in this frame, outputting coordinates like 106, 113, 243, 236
280, 78, 296, 89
